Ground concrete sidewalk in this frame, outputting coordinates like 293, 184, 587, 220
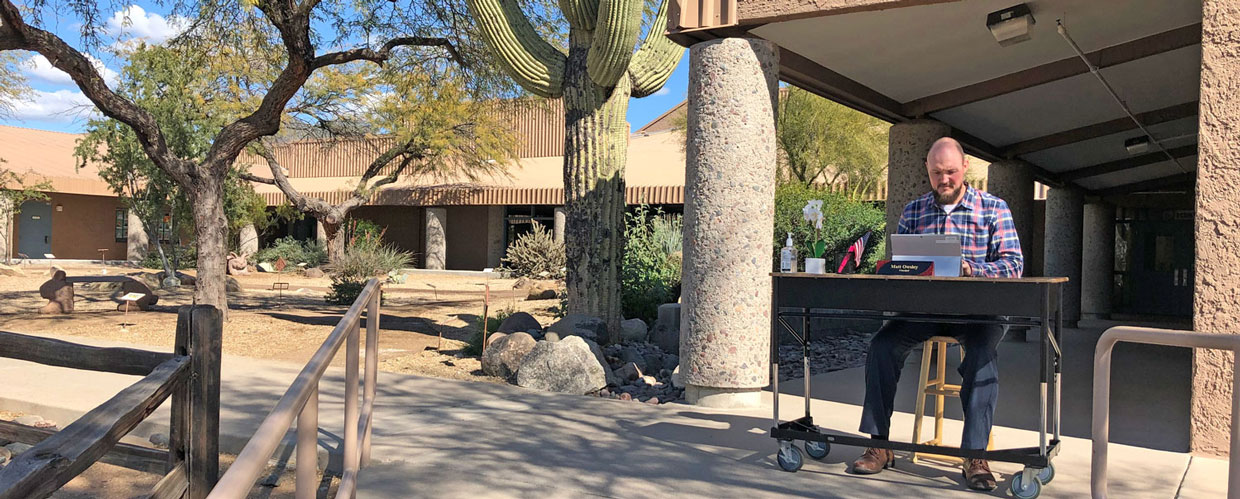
0, 333, 1225, 498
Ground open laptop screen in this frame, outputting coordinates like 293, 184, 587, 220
890, 234, 962, 277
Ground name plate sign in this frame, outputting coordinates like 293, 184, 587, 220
876, 260, 935, 276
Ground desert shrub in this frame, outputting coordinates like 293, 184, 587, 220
256, 236, 327, 268
621, 206, 682, 325
140, 245, 197, 270
325, 278, 367, 305
502, 223, 565, 279
325, 239, 412, 305
464, 307, 516, 356
773, 182, 886, 273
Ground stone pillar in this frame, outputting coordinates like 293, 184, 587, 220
1044, 187, 1084, 325
553, 207, 566, 244
486, 206, 505, 269
885, 120, 952, 258
681, 37, 779, 409
987, 160, 1036, 275
1191, 0, 1240, 457
424, 208, 447, 270
238, 223, 259, 257
315, 219, 328, 245
1081, 203, 1115, 321
126, 210, 148, 262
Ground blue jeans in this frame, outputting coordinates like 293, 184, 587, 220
858, 318, 1006, 450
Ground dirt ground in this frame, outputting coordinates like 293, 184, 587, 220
0, 263, 561, 383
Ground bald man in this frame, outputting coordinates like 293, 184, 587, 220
850, 137, 1023, 491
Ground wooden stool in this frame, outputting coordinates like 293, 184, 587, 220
911, 336, 992, 465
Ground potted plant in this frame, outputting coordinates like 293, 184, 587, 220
801, 200, 828, 274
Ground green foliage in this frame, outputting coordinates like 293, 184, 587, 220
502, 223, 565, 279
465, 307, 517, 356
342, 219, 384, 250
256, 236, 328, 268
139, 245, 198, 270
0, 53, 30, 119
774, 183, 886, 272
329, 242, 413, 282
621, 206, 682, 324
325, 278, 367, 305
777, 88, 889, 196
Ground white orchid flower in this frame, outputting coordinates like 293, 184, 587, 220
802, 200, 824, 230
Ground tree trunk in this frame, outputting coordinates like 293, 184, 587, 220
562, 29, 630, 343
322, 219, 345, 264
189, 175, 229, 320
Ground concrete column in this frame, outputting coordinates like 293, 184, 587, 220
1081, 203, 1115, 321
681, 37, 779, 409
315, 219, 328, 245
424, 208, 447, 270
238, 223, 259, 257
1191, 0, 1240, 457
486, 206, 505, 269
125, 210, 148, 262
553, 207, 566, 244
986, 160, 1036, 275
1044, 187, 1083, 325
885, 120, 952, 258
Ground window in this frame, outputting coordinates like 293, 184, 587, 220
115, 209, 128, 242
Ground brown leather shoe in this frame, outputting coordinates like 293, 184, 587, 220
963, 458, 997, 491
850, 447, 894, 474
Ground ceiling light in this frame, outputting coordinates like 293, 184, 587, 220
1125, 136, 1151, 155
987, 4, 1036, 47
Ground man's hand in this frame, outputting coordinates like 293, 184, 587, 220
961, 259, 973, 277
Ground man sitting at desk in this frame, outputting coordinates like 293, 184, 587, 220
850, 137, 1023, 491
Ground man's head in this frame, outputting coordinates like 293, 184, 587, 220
925, 137, 969, 205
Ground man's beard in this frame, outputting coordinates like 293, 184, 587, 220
934, 183, 964, 205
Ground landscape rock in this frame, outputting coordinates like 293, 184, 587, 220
0, 263, 24, 277
671, 365, 684, 389
304, 267, 325, 279
14, 415, 43, 426
525, 281, 558, 300
32, 420, 57, 430
257, 262, 276, 273
643, 352, 665, 373
619, 393, 632, 401
497, 312, 542, 333
513, 277, 532, 289
615, 362, 642, 383
542, 332, 560, 342
112, 279, 158, 311
645, 397, 660, 405
547, 314, 606, 343
620, 346, 647, 372
619, 318, 648, 344
483, 332, 507, 349
162, 276, 182, 289
516, 336, 606, 394
663, 354, 679, 371
582, 338, 619, 387
149, 433, 170, 449
4, 443, 31, 457
38, 270, 74, 314
652, 303, 682, 354
227, 277, 243, 293
481, 332, 537, 380
0, 447, 10, 465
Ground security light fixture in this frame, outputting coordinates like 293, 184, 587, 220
1125, 136, 1151, 155
987, 4, 1036, 47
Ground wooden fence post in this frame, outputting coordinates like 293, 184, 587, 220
171, 305, 222, 499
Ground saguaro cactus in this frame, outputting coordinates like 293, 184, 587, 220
468, 0, 683, 341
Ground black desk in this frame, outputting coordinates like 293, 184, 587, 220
768, 273, 1067, 497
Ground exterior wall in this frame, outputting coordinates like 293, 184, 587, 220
349, 205, 424, 265
1191, 0, 1240, 458
445, 206, 492, 270
10, 193, 128, 260
884, 120, 952, 258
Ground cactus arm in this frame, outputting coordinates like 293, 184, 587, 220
560, 0, 599, 30
466, 0, 566, 98
585, 0, 643, 88
628, 0, 683, 98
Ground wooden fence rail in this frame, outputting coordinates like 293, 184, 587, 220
210, 279, 382, 499
0, 330, 175, 375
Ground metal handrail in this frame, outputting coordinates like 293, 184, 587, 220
209, 278, 382, 499
1092, 326, 1240, 499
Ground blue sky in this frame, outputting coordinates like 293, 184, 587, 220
0, 3, 689, 135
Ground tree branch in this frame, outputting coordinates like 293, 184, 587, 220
311, 37, 463, 69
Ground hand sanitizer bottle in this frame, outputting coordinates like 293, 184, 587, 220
781, 233, 797, 273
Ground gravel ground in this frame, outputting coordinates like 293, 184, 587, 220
776, 325, 880, 382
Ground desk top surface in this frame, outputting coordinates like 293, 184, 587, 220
770, 272, 1068, 284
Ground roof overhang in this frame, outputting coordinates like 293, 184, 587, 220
669, 0, 1202, 196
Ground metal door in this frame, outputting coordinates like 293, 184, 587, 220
17, 201, 51, 257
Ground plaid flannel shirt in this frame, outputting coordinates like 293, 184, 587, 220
896, 185, 1024, 278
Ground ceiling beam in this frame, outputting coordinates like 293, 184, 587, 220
1095, 172, 1195, 197
779, 48, 906, 122
1000, 102, 1199, 157
1060, 144, 1198, 182
902, 23, 1202, 117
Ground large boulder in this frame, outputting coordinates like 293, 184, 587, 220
525, 281, 558, 300
497, 312, 542, 334
482, 332, 537, 380
651, 303, 682, 354
38, 270, 73, 314
304, 267, 325, 279
619, 318, 648, 344
226, 277, 243, 293
516, 336, 606, 394
112, 279, 158, 311
582, 338, 620, 387
547, 314, 607, 344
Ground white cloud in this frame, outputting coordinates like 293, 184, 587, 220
25, 55, 120, 87
106, 5, 188, 45
652, 87, 672, 97
7, 89, 98, 123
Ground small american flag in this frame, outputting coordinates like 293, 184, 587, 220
837, 231, 872, 274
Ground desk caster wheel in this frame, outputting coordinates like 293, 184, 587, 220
1036, 463, 1055, 484
777, 444, 804, 472
804, 440, 829, 460
1010, 470, 1042, 499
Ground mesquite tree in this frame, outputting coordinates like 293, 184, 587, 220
467, 0, 682, 340
0, 1, 463, 318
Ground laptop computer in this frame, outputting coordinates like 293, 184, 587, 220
890, 234, 963, 277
